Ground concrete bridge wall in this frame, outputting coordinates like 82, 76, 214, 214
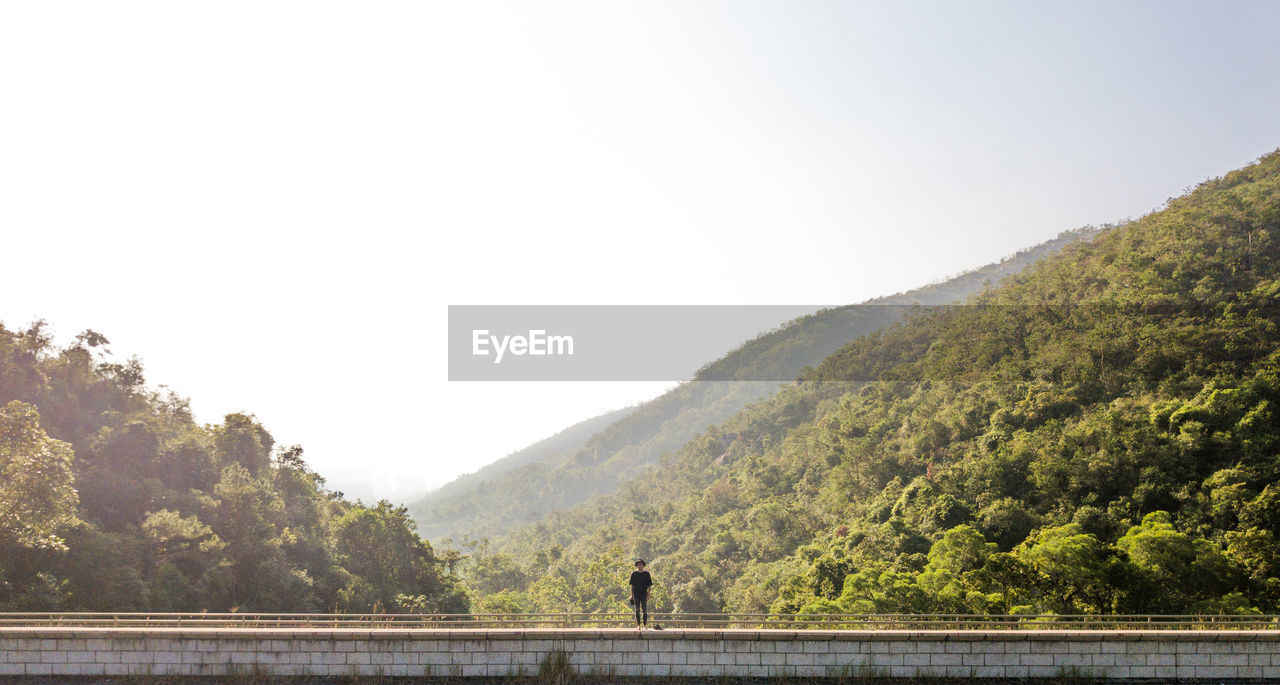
2, 627, 1279, 679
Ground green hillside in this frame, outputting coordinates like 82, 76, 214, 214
0, 327, 467, 612
412, 229, 1098, 543
470, 149, 1280, 617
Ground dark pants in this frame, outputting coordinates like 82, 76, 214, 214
633, 593, 648, 625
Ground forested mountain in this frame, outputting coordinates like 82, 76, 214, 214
412, 228, 1099, 543
465, 150, 1280, 617
0, 327, 467, 612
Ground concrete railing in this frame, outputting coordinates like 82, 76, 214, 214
2, 611, 1277, 630
2, 627, 1279, 679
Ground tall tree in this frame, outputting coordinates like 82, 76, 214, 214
0, 400, 79, 550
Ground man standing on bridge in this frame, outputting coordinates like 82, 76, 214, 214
629, 559, 653, 629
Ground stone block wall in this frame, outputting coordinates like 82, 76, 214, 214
1, 627, 1278, 679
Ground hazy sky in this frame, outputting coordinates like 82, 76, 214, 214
2, 1, 1278, 501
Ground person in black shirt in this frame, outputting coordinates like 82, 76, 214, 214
628, 559, 652, 628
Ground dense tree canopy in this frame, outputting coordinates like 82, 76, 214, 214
0, 324, 467, 612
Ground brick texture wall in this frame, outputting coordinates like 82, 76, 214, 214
1, 628, 1278, 679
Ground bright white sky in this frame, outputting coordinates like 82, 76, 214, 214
2, 1, 1278, 502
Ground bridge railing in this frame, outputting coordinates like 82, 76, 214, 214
0, 612, 1277, 630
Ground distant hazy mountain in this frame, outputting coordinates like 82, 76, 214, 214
411, 227, 1101, 542
422, 406, 636, 505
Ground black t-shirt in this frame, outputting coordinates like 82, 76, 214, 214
629, 570, 652, 598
